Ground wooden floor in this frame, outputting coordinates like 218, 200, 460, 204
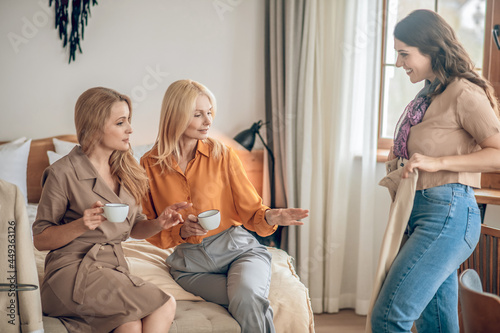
314, 309, 366, 333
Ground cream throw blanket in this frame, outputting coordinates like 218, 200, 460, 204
0, 179, 43, 333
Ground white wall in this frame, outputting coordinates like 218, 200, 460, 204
481, 200, 500, 228
0, 0, 265, 145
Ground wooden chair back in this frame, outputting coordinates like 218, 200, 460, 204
459, 269, 500, 333
459, 224, 500, 295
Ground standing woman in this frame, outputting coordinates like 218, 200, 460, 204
33, 87, 190, 333
140, 79, 309, 333
371, 10, 500, 333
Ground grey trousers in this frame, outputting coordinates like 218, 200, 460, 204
167, 226, 275, 333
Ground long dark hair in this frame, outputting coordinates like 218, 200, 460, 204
394, 9, 499, 116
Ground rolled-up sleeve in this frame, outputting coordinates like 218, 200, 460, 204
32, 168, 68, 235
227, 148, 277, 236
457, 84, 500, 144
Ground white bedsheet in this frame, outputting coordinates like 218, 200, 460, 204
26, 203, 38, 225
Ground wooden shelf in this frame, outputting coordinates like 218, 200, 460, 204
377, 149, 390, 163
477, 172, 500, 205
475, 188, 500, 205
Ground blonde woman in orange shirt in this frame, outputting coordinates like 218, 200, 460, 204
141, 79, 309, 333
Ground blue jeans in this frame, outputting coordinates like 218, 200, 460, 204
371, 183, 481, 333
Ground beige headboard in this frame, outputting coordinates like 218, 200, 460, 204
1, 134, 263, 204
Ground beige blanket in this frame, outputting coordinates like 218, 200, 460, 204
34, 239, 314, 333
0, 180, 43, 333
118, 240, 315, 333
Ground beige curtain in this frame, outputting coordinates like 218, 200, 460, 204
266, 0, 382, 314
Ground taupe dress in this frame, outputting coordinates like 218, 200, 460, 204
32, 147, 169, 333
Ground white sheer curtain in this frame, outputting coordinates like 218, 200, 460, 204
266, 0, 382, 314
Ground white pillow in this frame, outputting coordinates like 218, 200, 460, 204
0, 138, 32, 203
53, 137, 78, 155
47, 150, 64, 165
52, 138, 153, 163
10, 137, 27, 144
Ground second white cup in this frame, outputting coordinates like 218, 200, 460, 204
103, 203, 129, 223
197, 209, 221, 230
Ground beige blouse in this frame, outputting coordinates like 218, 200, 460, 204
408, 78, 500, 190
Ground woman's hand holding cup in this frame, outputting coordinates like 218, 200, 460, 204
81, 201, 106, 230
180, 214, 209, 239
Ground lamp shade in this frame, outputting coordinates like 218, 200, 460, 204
233, 128, 256, 151
233, 121, 263, 151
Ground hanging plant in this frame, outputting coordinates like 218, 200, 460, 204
50, 0, 98, 64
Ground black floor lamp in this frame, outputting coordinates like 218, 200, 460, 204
233, 120, 275, 207
234, 120, 281, 247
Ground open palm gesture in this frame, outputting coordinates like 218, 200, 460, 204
265, 208, 309, 226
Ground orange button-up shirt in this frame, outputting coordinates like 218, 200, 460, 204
140, 140, 276, 249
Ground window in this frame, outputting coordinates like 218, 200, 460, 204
378, 0, 487, 149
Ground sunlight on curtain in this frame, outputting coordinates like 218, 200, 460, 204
269, 0, 382, 314
312, 0, 382, 314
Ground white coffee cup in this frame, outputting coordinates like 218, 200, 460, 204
103, 203, 129, 223
197, 209, 221, 230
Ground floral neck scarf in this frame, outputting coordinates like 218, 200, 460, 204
393, 79, 439, 159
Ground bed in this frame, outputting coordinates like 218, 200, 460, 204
0, 134, 314, 333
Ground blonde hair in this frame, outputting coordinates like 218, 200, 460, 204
153, 79, 226, 172
74, 87, 149, 203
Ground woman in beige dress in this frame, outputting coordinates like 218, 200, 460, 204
32, 87, 190, 333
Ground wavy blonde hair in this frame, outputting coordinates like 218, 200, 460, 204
153, 79, 226, 172
74, 87, 149, 203
394, 9, 499, 117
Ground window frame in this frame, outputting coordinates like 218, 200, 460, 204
377, 0, 391, 152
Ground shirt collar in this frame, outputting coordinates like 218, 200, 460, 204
196, 140, 210, 157
68, 145, 131, 203
68, 146, 98, 180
